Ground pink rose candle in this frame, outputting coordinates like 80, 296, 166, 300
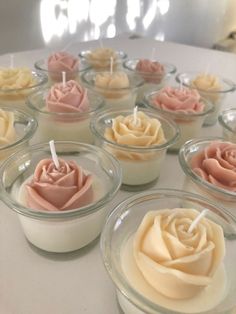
0, 142, 121, 252
179, 138, 236, 216
145, 86, 213, 151
35, 51, 90, 84
28, 80, 104, 144
123, 58, 176, 102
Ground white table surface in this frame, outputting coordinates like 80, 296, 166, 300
0, 37, 236, 314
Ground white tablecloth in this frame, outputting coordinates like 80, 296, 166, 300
0, 37, 236, 314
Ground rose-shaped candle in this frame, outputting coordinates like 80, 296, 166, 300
0, 67, 47, 110
28, 80, 104, 144
26, 158, 93, 211
91, 109, 179, 189
179, 138, 236, 215
123, 58, 176, 103
0, 109, 17, 146
47, 51, 79, 81
82, 70, 143, 109
133, 208, 225, 299
176, 72, 235, 126
145, 86, 213, 151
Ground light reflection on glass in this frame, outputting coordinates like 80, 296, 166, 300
40, 0, 170, 44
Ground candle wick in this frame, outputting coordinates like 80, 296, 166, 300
188, 209, 209, 233
110, 57, 113, 75
62, 71, 66, 87
133, 106, 138, 126
10, 54, 14, 69
49, 140, 60, 169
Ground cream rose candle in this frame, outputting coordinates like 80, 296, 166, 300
101, 189, 236, 314
145, 86, 213, 151
179, 138, 236, 215
81, 70, 143, 109
0, 141, 121, 253
91, 109, 179, 189
28, 79, 104, 144
123, 58, 176, 103
176, 72, 235, 126
0, 67, 47, 111
0, 107, 37, 163
79, 47, 127, 71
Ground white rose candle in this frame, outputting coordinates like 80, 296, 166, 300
91, 109, 179, 190
28, 80, 104, 144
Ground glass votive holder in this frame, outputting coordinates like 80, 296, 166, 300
0, 107, 37, 164
145, 89, 213, 152
0, 141, 121, 253
27, 88, 105, 144
123, 59, 176, 103
79, 49, 127, 71
0, 71, 47, 112
176, 72, 235, 126
218, 108, 236, 143
34, 58, 90, 85
90, 108, 179, 190
179, 137, 236, 217
81, 70, 144, 109
101, 188, 236, 314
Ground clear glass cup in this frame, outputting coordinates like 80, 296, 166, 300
81, 70, 144, 110
34, 58, 90, 85
0, 71, 47, 111
0, 107, 37, 164
218, 108, 236, 143
101, 188, 236, 314
90, 108, 179, 190
123, 59, 176, 103
0, 141, 121, 253
176, 72, 236, 126
145, 90, 213, 152
79, 49, 127, 71
27, 88, 105, 144
179, 137, 236, 217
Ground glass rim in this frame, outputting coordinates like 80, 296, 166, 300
218, 108, 236, 133
78, 49, 127, 61
179, 137, 236, 197
81, 70, 144, 91
123, 59, 177, 75
26, 88, 105, 117
100, 188, 236, 314
34, 58, 90, 73
176, 72, 236, 94
90, 108, 180, 152
0, 107, 37, 151
0, 141, 122, 220
144, 90, 214, 118
0, 71, 47, 93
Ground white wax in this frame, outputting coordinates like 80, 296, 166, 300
34, 113, 93, 144
104, 93, 136, 110
15, 174, 106, 253
119, 151, 165, 186
119, 235, 227, 314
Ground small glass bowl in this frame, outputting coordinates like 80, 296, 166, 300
0, 141, 121, 253
0, 107, 37, 164
218, 108, 236, 143
27, 88, 105, 144
179, 137, 236, 217
79, 49, 127, 71
145, 90, 213, 152
101, 188, 236, 314
0, 71, 47, 111
176, 72, 236, 126
81, 70, 144, 109
123, 59, 177, 103
34, 58, 90, 84
90, 108, 179, 190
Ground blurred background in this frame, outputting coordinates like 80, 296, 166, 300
1, 0, 236, 55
